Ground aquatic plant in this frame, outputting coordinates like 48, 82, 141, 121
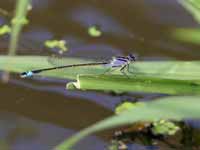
0, 0, 200, 150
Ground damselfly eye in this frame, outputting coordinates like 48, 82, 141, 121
128, 54, 136, 61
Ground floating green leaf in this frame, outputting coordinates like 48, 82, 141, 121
151, 120, 180, 135
0, 25, 11, 36
88, 25, 102, 37
44, 40, 68, 54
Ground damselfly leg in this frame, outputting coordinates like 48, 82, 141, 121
120, 65, 130, 78
102, 66, 119, 75
127, 64, 134, 74
103, 65, 130, 78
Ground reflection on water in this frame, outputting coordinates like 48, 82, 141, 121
9, 78, 122, 110
69, 5, 134, 37
0, 112, 107, 150
144, 0, 198, 27
0, 17, 6, 25
9, 77, 163, 111
22, 28, 53, 44
45, 34, 123, 59
31, 0, 53, 10
63, 43, 123, 59
18, 29, 53, 54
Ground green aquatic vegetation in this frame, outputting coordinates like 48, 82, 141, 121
44, 40, 68, 54
115, 101, 144, 114
173, 0, 200, 43
115, 102, 180, 136
151, 120, 180, 136
54, 96, 200, 150
11, 16, 29, 26
0, 55, 199, 149
0, 56, 200, 94
0, 25, 11, 36
2, 0, 30, 82
67, 75, 200, 95
178, 0, 200, 24
115, 101, 180, 136
1, 0, 199, 149
173, 28, 200, 44
9, 0, 31, 55
88, 25, 102, 37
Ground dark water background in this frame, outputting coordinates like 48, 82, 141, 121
0, 0, 200, 150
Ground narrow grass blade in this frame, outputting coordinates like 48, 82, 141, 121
0, 56, 200, 81
67, 75, 200, 95
178, 0, 200, 24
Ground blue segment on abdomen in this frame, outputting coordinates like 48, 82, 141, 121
26, 71, 34, 77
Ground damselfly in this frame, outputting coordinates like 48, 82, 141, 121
20, 54, 136, 78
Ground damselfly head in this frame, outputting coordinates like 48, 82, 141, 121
127, 54, 136, 61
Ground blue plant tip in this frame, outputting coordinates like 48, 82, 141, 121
20, 71, 33, 78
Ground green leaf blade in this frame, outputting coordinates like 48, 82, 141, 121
54, 96, 200, 150
68, 75, 200, 95
0, 55, 200, 80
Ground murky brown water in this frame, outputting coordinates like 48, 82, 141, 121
0, 0, 200, 150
